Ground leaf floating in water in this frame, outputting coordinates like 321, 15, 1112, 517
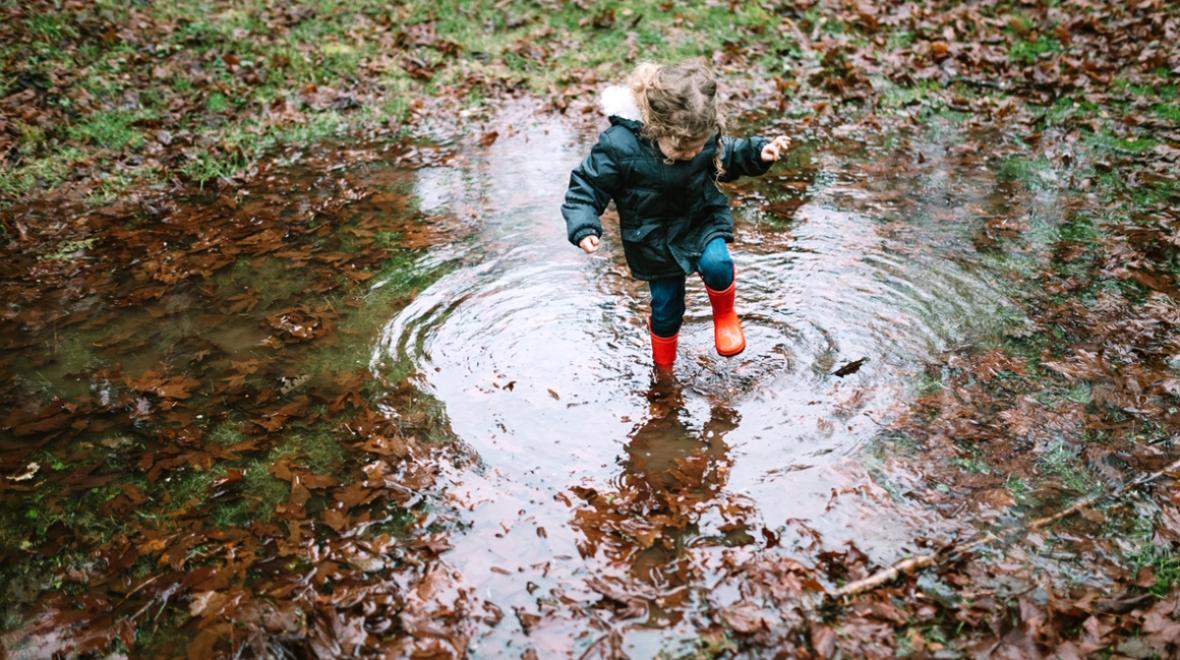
126, 370, 203, 399
833, 358, 868, 377
279, 373, 311, 396
570, 485, 598, 502
767, 197, 803, 218
7, 462, 40, 482
761, 527, 779, 547
718, 601, 770, 634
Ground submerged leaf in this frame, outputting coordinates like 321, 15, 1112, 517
833, 358, 868, 377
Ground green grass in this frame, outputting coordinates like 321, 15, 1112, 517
160, 465, 228, 512
1133, 544, 1180, 597
1007, 13, 1035, 35
1038, 439, 1094, 494
894, 625, 953, 659
234, 461, 289, 522
66, 109, 154, 150
4, 0, 426, 196
206, 91, 230, 113
887, 29, 915, 50
1005, 474, 1030, 501
209, 499, 253, 528
373, 230, 403, 249
875, 78, 941, 109
1087, 132, 1161, 155
1153, 103, 1180, 122
659, 631, 738, 659
1064, 382, 1091, 404
87, 164, 160, 207
910, 370, 945, 397
180, 111, 353, 184
0, 147, 84, 196
2, 0, 800, 199
11, 121, 48, 155
220, 254, 319, 311
411, 0, 782, 91
1041, 95, 1100, 126
926, 107, 970, 124
1126, 512, 1180, 597
270, 429, 349, 476
26, 13, 76, 41
181, 149, 252, 184
801, 5, 846, 36
44, 330, 104, 381
146, 424, 350, 527
208, 419, 247, 446
995, 154, 1054, 190
202, 426, 353, 527
300, 247, 454, 379
1055, 211, 1099, 245
0, 477, 126, 556
951, 454, 992, 475
1112, 78, 1176, 99
1009, 35, 1059, 64
317, 40, 366, 80
1084, 167, 1180, 228
995, 332, 1044, 379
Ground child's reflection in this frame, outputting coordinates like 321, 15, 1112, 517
620, 377, 738, 508
569, 376, 745, 625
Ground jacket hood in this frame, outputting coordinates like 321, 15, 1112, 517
599, 84, 643, 131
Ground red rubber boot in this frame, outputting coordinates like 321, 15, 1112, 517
649, 320, 678, 370
705, 273, 746, 357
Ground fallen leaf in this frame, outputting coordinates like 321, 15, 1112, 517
833, 358, 868, 377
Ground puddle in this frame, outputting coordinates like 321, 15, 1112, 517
370, 101, 1043, 652
0, 100, 1080, 655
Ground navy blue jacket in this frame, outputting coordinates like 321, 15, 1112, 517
561, 115, 771, 280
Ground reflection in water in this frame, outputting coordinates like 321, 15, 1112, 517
558, 373, 753, 655
574, 374, 739, 596
621, 376, 737, 509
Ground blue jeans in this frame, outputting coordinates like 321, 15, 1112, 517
649, 237, 733, 337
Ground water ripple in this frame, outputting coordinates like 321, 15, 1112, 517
368, 102, 1031, 646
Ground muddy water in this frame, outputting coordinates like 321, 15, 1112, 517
371, 104, 1035, 653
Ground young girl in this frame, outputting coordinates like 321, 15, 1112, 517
561, 59, 790, 369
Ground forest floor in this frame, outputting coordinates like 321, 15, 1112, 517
2, 0, 1179, 656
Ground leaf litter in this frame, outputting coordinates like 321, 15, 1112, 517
2, 0, 1180, 656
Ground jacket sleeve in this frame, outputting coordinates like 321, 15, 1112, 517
716, 136, 772, 183
561, 131, 622, 246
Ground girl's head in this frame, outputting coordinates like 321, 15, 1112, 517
629, 59, 726, 166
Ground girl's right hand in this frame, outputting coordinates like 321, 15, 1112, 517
579, 235, 600, 254
760, 135, 792, 162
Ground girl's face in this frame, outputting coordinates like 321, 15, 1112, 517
657, 134, 711, 162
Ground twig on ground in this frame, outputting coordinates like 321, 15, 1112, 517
826, 452, 1180, 601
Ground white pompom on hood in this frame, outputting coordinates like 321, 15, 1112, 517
598, 84, 642, 122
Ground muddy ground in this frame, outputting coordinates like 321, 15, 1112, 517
2, 1, 1179, 657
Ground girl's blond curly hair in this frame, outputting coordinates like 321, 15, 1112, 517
628, 58, 727, 178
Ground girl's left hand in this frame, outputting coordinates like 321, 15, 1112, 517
760, 135, 792, 162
